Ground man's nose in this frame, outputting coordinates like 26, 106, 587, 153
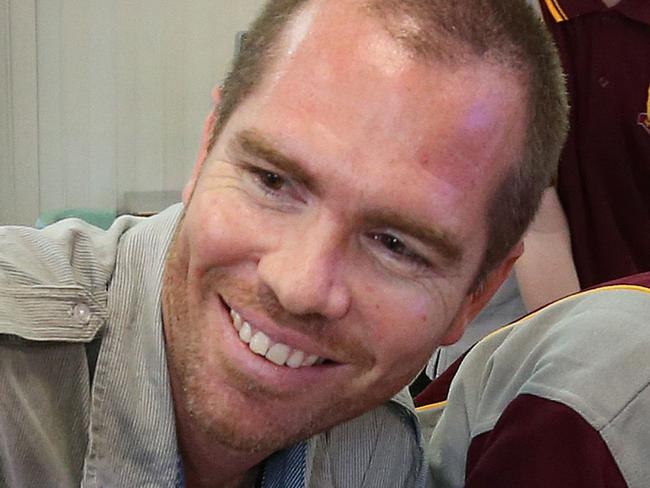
257, 219, 351, 321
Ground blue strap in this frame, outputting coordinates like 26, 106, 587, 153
261, 441, 308, 488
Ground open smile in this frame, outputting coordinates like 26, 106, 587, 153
224, 301, 336, 369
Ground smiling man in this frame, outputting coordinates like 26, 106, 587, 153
0, 0, 567, 487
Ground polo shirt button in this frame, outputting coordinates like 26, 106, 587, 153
71, 303, 92, 325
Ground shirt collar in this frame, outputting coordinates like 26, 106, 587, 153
542, 0, 650, 25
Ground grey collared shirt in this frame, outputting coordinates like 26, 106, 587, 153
0, 204, 427, 487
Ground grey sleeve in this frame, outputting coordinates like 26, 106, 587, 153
0, 218, 138, 341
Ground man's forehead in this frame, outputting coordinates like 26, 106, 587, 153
265, 0, 526, 139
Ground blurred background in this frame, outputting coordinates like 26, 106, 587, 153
0, 0, 264, 225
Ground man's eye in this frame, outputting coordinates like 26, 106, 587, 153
255, 169, 285, 191
241, 164, 304, 204
373, 233, 407, 254
371, 233, 431, 269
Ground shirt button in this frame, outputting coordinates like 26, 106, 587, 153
71, 303, 92, 325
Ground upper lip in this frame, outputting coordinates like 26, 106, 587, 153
222, 296, 342, 364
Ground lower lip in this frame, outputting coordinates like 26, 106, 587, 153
211, 295, 348, 392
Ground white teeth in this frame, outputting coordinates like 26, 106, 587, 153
266, 343, 291, 366
228, 307, 325, 368
249, 331, 271, 356
302, 354, 319, 367
239, 322, 252, 343
286, 350, 305, 369
230, 309, 242, 331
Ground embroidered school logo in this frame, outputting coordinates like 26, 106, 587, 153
638, 84, 650, 135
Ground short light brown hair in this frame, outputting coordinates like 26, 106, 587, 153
210, 0, 568, 285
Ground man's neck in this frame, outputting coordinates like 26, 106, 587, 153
601, 0, 621, 7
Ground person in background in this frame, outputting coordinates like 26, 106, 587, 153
418, 271, 650, 487
522, 0, 650, 292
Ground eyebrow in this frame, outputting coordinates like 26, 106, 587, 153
365, 210, 464, 266
232, 129, 463, 265
232, 129, 321, 195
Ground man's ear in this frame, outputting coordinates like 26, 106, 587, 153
439, 241, 524, 346
182, 87, 221, 206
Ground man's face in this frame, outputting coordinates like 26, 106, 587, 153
163, 2, 526, 454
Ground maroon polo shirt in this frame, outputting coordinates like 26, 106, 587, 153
416, 272, 650, 487
540, 0, 650, 288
